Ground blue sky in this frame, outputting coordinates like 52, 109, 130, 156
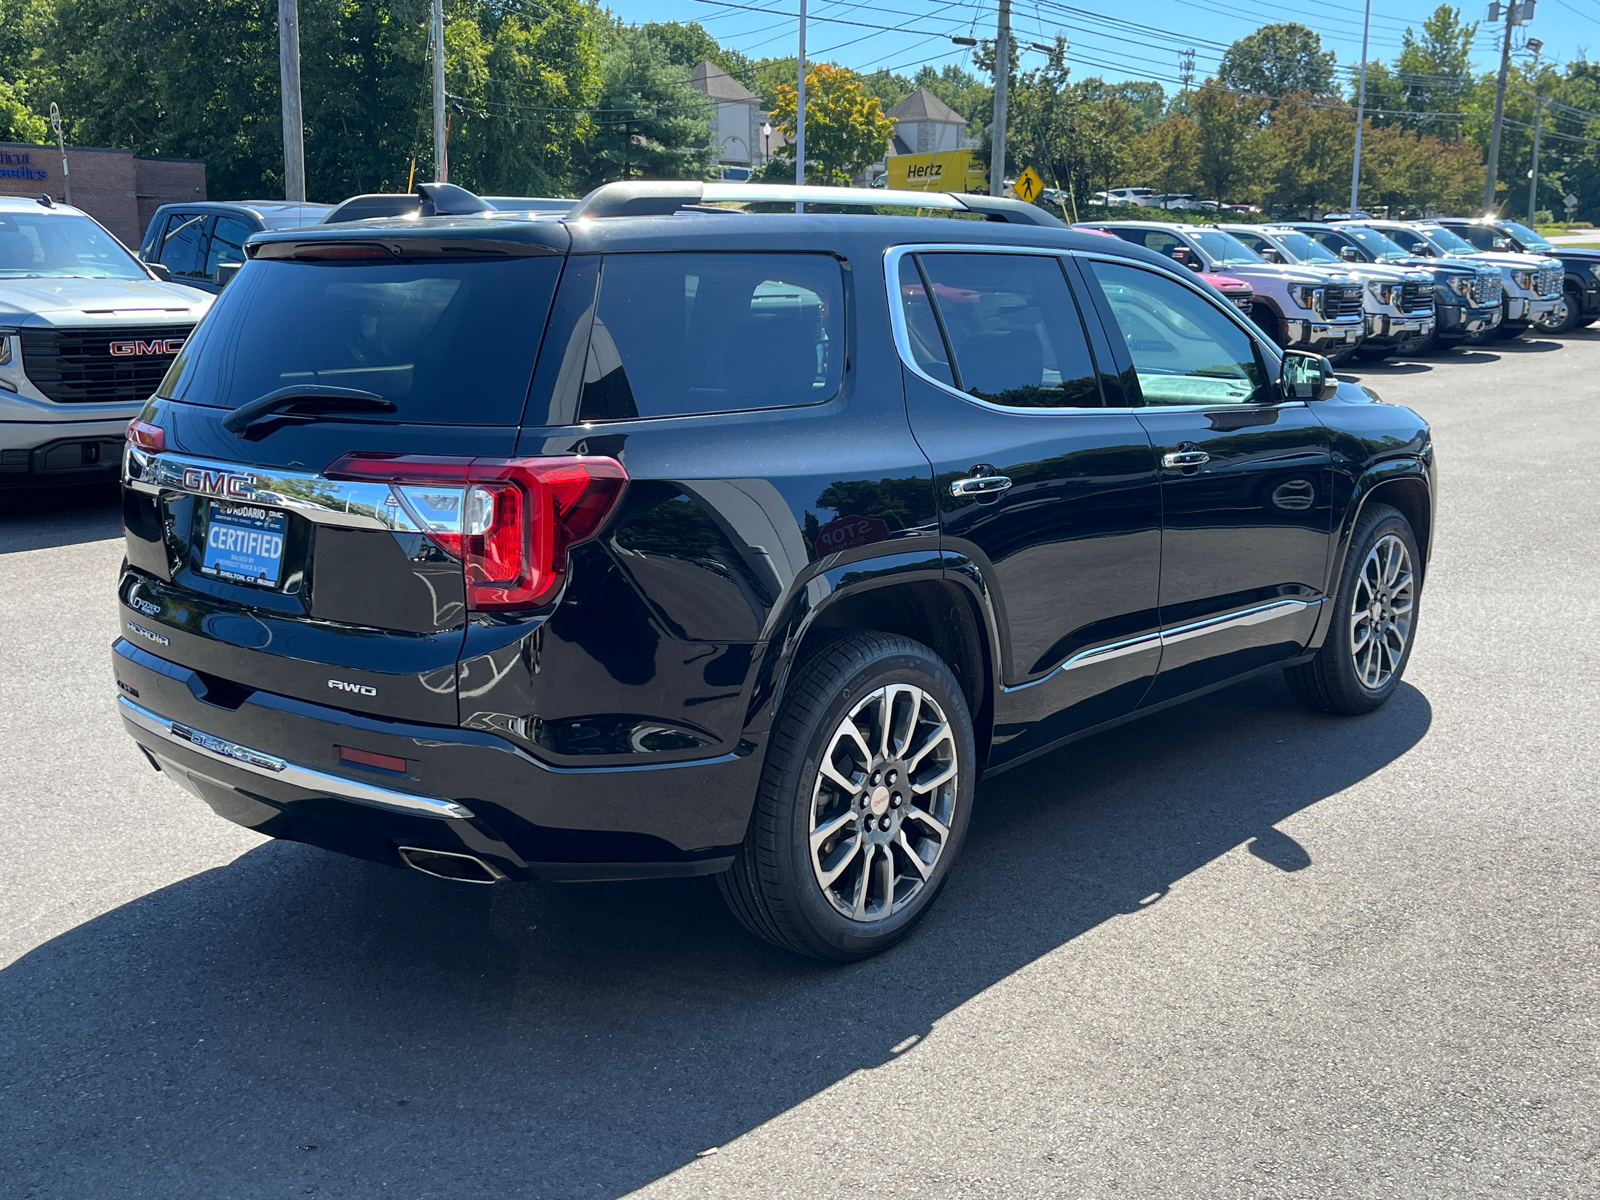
603, 0, 1600, 93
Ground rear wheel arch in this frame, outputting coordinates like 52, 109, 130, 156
793, 579, 996, 767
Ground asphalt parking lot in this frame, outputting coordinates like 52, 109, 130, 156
1, 333, 1596, 1199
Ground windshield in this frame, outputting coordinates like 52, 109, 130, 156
1190, 230, 1264, 266
0, 211, 147, 280
1502, 221, 1555, 250
1342, 226, 1412, 261
1417, 226, 1479, 255
1275, 231, 1340, 263
157, 256, 560, 424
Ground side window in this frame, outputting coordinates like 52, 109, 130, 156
1086, 260, 1265, 407
1230, 231, 1269, 253
1311, 230, 1351, 254
914, 251, 1101, 408
205, 217, 253, 279
578, 253, 843, 421
159, 212, 210, 280
1457, 227, 1496, 251
1139, 231, 1183, 258
896, 257, 955, 386
1387, 228, 1426, 254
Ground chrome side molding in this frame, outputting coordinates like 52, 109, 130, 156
1005, 598, 1318, 694
118, 696, 475, 819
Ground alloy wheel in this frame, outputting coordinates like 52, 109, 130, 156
1349, 533, 1415, 690
1537, 295, 1570, 331
808, 684, 958, 922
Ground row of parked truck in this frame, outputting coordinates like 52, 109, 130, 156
0, 183, 1589, 490
1076, 215, 1588, 362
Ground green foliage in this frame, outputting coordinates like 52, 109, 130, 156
770, 63, 894, 185
1218, 23, 1338, 97
570, 25, 714, 191
1007, 42, 1137, 207
640, 20, 754, 90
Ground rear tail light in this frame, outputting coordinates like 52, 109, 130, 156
126, 420, 165, 452
325, 453, 628, 610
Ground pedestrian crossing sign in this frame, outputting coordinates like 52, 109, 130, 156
1013, 167, 1045, 203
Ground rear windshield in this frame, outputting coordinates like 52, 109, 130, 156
157, 256, 560, 424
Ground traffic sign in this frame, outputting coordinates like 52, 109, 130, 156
1013, 166, 1045, 204
1565, 193, 1579, 211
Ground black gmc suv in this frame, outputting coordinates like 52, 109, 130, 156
114, 181, 1434, 960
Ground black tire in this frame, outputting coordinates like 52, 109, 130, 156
1286, 503, 1420, 716
1579, 317, 1597, 328
1412, 325, 1443, 355
1537, 287, 1583, 335
1327, 345, 1360, 367
718, 631, 976, 961
1354, 344, 1393, 363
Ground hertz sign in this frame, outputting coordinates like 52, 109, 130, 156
884, 150, 987, 195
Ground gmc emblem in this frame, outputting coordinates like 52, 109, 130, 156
109, 338, 185, 357
181, 467, 256, 499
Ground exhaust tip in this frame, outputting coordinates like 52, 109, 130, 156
398, 846, 506, 885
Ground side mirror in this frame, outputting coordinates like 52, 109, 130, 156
1260, 247, 1281, 263
213, 262, 242, 288
146, 262, 173, 283
1340, 246, 1360, 262
1280, 349, 1338, 402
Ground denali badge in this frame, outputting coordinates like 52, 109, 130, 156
127, 621, 170, 647
329, 679, 377, 697
109, 338, 185, 357
181, 466, 256, 500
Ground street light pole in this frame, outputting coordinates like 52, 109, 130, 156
278, 0, 306, 203
796, 0, 807, 210
48, 103, 70, 207
431, 0, 447, 182
1528, 95, 1544, 220
1349, 0, 1371, 214
990, 0, 1011, 196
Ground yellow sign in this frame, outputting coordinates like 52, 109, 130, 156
1013, 166, 1045, 203
884, 150, 988, 194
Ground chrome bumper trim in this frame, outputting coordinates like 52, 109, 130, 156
119, 696, 475, 819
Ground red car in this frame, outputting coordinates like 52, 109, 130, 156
1073, 224, 1253, 315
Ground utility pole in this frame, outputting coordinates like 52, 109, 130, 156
1484, 0, 1534, 213
1528, 95, 1544, 219
1349, 0, 1372, 214
278, 0, 306, 202
796, 0, 807, 208
1178, 48, 1195, 94
48, 102, 70, 206
990, 0, 1011, 196
431, 0, 447, 182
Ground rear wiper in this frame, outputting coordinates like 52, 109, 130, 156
223, 386, 396, 436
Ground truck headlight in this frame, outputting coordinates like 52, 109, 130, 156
1367, 281, 1396, 304
1293, 285, 1323, 314
1446, 275, 1473, 299
1511, 269, 1533, 290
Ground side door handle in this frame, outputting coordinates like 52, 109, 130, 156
1161, 449, 1210, 469
950, 474, 1013, 497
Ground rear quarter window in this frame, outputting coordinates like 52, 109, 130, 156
579, 253, 845, 422
157, 256, 561, 425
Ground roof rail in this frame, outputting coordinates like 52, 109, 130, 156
566, 181, 1066, 226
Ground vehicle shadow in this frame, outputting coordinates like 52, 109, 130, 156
0, 483, 122, 554
0, 672, 1432, 1198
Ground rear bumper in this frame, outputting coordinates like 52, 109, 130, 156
112, 639, 754, 881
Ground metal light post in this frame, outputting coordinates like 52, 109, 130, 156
1528, 95, 1544, 220
48, 103, 70, 206
762, 121, 772, 165
431, 0, 447, 182
278, 0, 306, 203
990, 0, 1012, 196
1484, 0, 1534, 213
795, 0, 807, 209
1350, 0, 1372, 215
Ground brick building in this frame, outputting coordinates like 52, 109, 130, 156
0, 142, 206, 251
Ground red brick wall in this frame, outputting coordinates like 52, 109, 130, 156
0, 142, 206, 252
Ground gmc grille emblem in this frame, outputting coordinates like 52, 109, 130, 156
181, 467, 256, 499
109, 338, 185, 357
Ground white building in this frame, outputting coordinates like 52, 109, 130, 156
690, 61, 762, 171
885, 88, 970, 156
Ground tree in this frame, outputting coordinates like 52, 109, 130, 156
1218, 23, 1337, 98
572, 25, 714, 190
1191, 85, 1268, 202
641, 20, 753, 89
770, 63, 894, 184
1260, 92, 1355, 213
1131, 113, 1200, 200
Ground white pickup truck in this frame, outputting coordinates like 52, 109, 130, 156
0, 196, 211, 487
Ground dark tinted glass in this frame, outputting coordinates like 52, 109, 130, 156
157, 257, 559, 424
895, 257, 954, 386
579, 253, 844, 421
205, 217, 253, 276
159, 212, 209, 279
915, 252, 1101, 408
0, 211, 146, 280
1087, 260, 1264, 406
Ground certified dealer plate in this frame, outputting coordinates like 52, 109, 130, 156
202, 501, 287, 587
